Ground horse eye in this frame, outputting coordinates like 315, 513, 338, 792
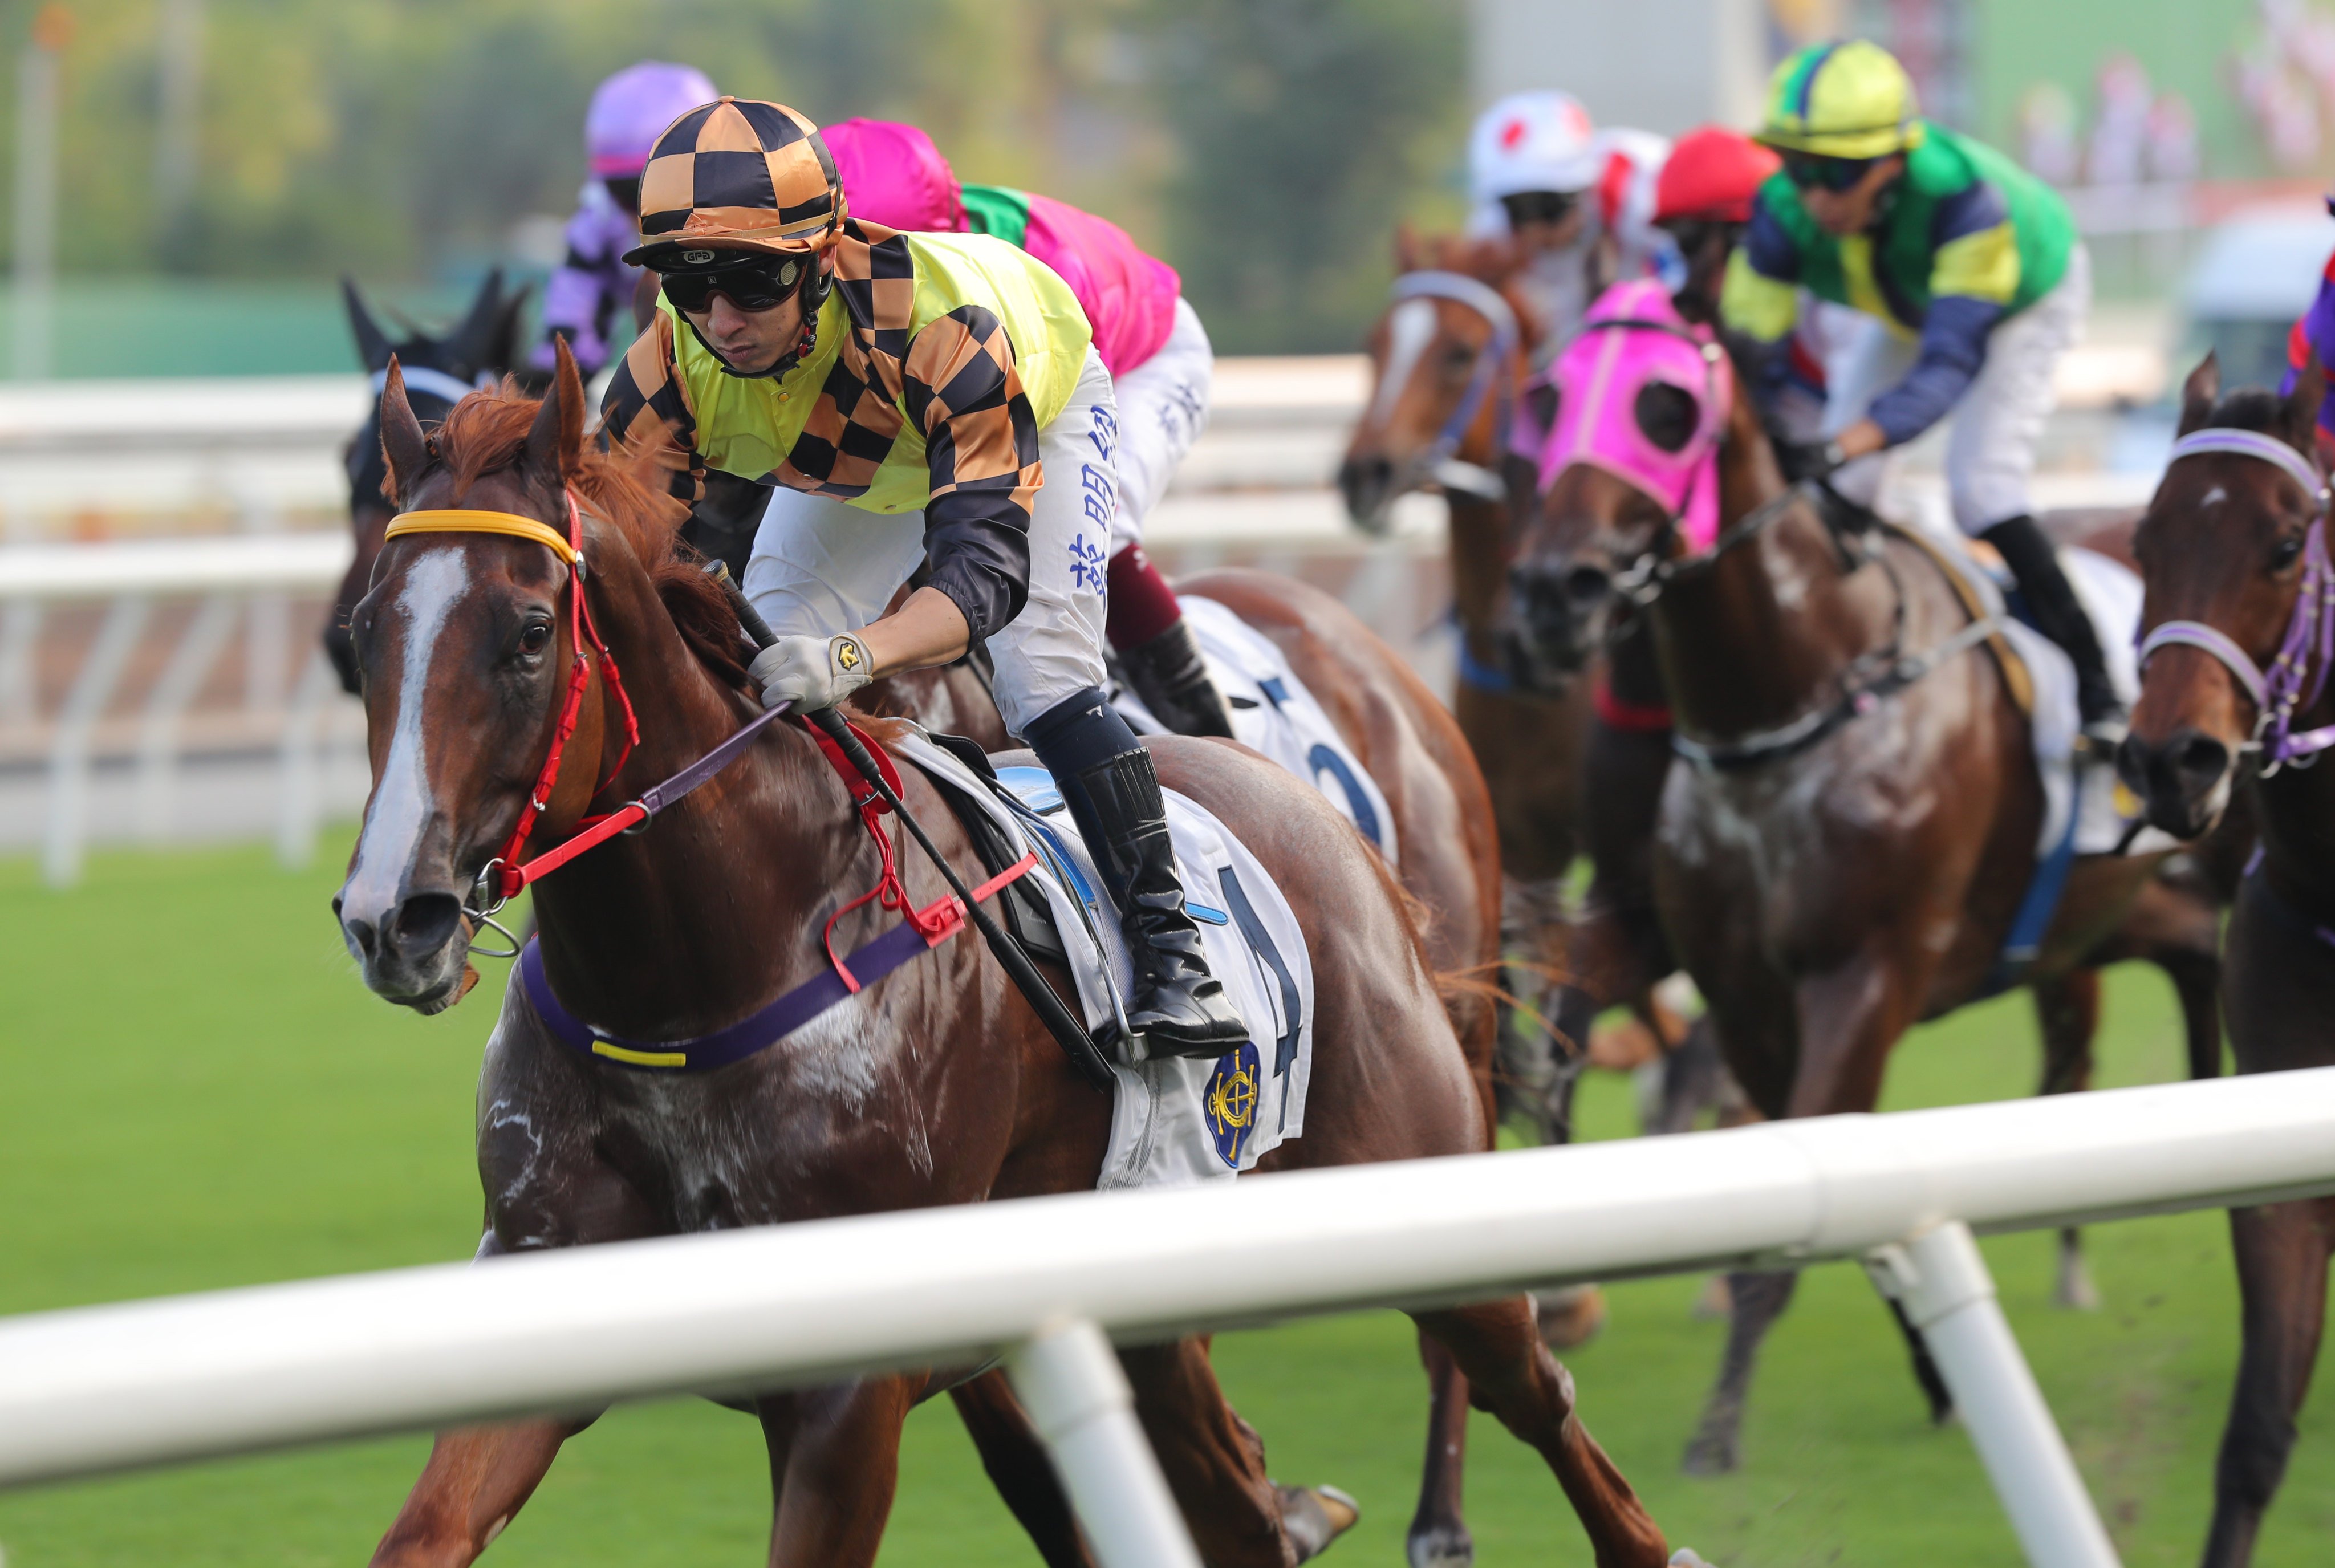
517, 621, 553, 656
1442, 342, 1476, 372
2272, 535, 2305, 571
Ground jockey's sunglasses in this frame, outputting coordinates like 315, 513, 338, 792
1781, 152, 1878, 192
661, 255, 805, 314
1500, 190, 1579, 229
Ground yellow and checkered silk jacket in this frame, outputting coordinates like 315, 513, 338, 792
602, 219, 1094, 641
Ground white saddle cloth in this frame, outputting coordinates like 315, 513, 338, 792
1113, 595, 1399, 863
891, 729, 1317, 1189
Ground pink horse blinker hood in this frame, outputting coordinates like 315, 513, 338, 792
1539, 279, 1732, 553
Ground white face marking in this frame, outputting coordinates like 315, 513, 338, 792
2202, 485, 2228, 507
343, 551, 471, 925
1370, 298, 1441, 427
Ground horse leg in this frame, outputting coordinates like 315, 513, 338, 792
368, 1418, 589, 1567
2200, 1197, 2335, 1568
948, 1370, 1094, 1568
1116, 1337, 1317, 1567
756, 1376, 918, 1567
1496, 875, 1572, 1144
1408, 1329, 1475, 1568
1412, 1297, 1670, 1567
2031, 969, 2103, 1311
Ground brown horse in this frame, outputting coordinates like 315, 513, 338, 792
336, 350, 1680, 1567
872, 567, 1505, 1568
1508, 348, 2224, 1474
2121, 356, 2335, 1568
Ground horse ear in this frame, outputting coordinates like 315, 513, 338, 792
343, 277, 393, 373
525, 336, 586, 486
446, 267, 508, 376
2283, 350, 2324, 453
2176, 351, 2220, 437
378, 358, 431, 504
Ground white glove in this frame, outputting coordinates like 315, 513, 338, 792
750, 632, 874, 712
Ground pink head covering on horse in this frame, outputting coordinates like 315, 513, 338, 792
1538, 278, 1732, 552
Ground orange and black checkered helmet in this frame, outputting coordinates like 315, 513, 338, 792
622, 98, 847, 271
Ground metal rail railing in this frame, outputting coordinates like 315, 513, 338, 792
2, 1069, 2332, 1568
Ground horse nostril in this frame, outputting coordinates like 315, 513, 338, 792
388, 893, 465, 960
342, 913, 380, 960
1564, 566, 1613, 609
2171, 732, 2231, 791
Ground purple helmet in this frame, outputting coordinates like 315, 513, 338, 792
586, 62, 718, 177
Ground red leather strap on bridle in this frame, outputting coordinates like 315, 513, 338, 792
487, 491, 641, 901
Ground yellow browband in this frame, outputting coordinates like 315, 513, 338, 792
384, 509, 580, 565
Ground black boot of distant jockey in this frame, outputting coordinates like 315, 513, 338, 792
1027, 689, 1250, 1059
1983, 514, 2125, 753
1107, 543, 1236, 739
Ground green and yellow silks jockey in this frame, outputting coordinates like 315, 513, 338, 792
1720, 40, 2118, 740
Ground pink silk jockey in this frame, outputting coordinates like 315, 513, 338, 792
821, 117, 1183, 375
1538, 278, 1732, 553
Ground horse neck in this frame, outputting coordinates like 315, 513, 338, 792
1647, 503, 1889, 741
1448, 494, 1512, 643
2256, 681, 2335, 909
526, 542, 855, 1041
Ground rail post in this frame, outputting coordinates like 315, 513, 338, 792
1865, 1222, 2120, 1568
43, 594, 150, 887
1006, 1318, 1202, 1568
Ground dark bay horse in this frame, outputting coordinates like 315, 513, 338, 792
336, 350, 1680, 1567
1509, 342, 2224, 1474
2121, 355, 2335, 1568
327, 272, 529, 695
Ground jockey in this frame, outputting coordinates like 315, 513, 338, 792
600, 99, 1248, 1058
1466, 91, 1674, 360
530, 62, 718, 380
802, 116, 1234, 740
1721, 40, 2118, 744
2281, 197, 2335, 464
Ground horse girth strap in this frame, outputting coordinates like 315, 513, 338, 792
1880, 519, 2036, 720
385, 509, 583, 566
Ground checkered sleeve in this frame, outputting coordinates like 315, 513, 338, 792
900, 304, 1042, 641
598, 312, 704, 505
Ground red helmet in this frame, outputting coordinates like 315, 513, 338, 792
1653, 125, 1781, 225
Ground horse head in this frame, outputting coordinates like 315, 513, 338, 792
332, 340, 709, 1013
2121, 353, 2328, 839
1506, 280, 1737, 676
1338, 229, 1535, 533
328, 270, 533, 695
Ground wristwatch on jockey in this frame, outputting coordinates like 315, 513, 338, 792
618, 99, 1246, 1057
1742, 42, 2126, 746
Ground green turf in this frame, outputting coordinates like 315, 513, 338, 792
1, 837, 2329, 1565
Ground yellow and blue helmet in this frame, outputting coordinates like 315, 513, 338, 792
1757, 40, 1924, 160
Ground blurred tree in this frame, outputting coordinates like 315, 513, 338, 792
1136, 0, 1468, 352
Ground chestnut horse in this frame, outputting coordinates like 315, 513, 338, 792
2121, 356, 2335, 1568
336, 350, 1681, 1567
1509, 345, 2224, 1474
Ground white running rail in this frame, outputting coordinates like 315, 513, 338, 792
2, 1069, 2332, 1568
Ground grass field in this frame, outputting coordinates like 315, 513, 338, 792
1, 837, 2331, 1566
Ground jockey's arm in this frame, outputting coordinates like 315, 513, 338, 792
1720, 201, 1806, 409
1851, 182, 2019, 457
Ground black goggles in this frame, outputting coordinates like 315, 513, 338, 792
1659, 218, 1739, 257
1781, 152, 1878, 192
1500, 189, 1580, 229
661, 254, 806, 314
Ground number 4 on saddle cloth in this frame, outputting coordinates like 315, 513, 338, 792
893, 728, 1317, 1187
1110, 596, 1399, 866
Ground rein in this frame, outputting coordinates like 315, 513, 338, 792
1386, 269, 1519, 502
2137, 428, 2335, 774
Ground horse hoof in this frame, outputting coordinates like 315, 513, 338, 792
1279, 1482, 1360, 1562
1536, 1283, 1609, 1349
1406, 1519, 1475, 1568
1691, 1273, 1732, 1320
1680, 1431, 1740, 1476
1670, 1550, 1717, 1566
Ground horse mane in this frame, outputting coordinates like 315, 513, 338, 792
2198, 387, 2293, 436
429, 387, 752, 689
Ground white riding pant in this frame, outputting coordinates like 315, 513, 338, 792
1820, 243, 2091, 535
1108, 296, 1213, 551
744, 344, 1117, 736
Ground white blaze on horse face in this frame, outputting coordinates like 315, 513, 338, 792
1369, 298, 1440, 429
343, 551, 472, 923
2202, 485, 2228, 507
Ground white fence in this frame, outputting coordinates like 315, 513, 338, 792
3, 1069, 2333, 1568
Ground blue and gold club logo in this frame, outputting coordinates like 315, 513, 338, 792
1205, 1041, 1262, 1168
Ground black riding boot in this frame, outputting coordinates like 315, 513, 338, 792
1983, 514, 2125, 747
1117, 616, 1236, 739
1028, 689, 1250, 1060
